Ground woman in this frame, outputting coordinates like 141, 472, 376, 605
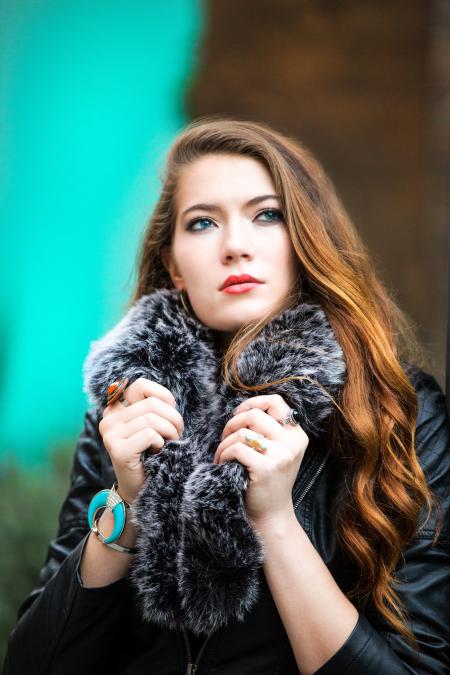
4, 118, 450, 674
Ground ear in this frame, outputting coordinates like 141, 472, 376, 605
161, 246, 184, 290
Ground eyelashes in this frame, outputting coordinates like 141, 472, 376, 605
185, 208, 285, 232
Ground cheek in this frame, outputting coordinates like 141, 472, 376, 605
172, 238, 206, 283
267, 233, 297, 278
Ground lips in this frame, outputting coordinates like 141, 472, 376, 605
221, 283, 261, 295
219, 274, 263, 290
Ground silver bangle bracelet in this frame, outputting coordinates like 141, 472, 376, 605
92, 515, 137, 555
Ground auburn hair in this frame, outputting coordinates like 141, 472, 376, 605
129, 116, 442, 658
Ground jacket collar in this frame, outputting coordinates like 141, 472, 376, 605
83, 287, 346, 635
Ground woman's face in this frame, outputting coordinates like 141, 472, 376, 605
162, 153, 299, 340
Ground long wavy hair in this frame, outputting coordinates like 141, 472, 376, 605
129, 116, 441, 657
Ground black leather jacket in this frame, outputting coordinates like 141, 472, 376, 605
4, 368, 450, 674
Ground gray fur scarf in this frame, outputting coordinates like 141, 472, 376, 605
82, 288, 346, 636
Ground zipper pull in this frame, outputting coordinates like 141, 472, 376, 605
186, 664, 197, 674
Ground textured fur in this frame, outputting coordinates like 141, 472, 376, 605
82, 288, 346, 635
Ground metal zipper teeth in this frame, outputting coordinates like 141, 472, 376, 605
293, 452, 329, 510
182, 628, 213, 674
182, 629, 192, 672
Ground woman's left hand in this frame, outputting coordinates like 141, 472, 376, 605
213, 394, 310, 525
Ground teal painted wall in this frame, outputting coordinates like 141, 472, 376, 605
0, 0, 204, 466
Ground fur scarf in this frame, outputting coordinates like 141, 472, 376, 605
82, 288, 346, 635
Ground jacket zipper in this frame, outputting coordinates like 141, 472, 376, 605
292, 451, 329, 510
182, 628, 214, 674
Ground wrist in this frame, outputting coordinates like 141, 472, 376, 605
115, 481, 138, 506
97, 508, 137, 547
250, 507, 298, 538
117, 517, 137, 547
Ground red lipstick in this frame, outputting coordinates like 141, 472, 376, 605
219, 274, 263, 294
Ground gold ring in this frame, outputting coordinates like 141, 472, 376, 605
245, 433, 269, 453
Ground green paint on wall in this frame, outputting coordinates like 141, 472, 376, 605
0, 0, 205, 466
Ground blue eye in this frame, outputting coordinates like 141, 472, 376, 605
257, 208, 284, 222
186, 217, 214, 232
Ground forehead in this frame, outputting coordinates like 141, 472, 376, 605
175, 154, 276, 208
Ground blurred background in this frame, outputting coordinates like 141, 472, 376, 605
0, 0, 448, 664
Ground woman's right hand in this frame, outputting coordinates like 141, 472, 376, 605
98, 377, 184, 504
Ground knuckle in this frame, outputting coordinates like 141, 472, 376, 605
146, 394, 164, 410
102, 432, 117, 454
144, 427, 155, 443
98, 418, 106, 436
145, 395, 158, 410
286, 442, 298, 457
155, 435, 165, 449
101, 429, 112, 446
239, 429, 248, 441
163, 388, 177, 406
145, 412, 155, 427
141, 427, 156, 448
127, 377, 142, 394
283, 457, 293, 470
141, 396, 156, 417
175, 409, 184, 424
98, 415, 111, 435
167, 425, 178, 440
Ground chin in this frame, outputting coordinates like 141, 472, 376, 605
217, 306, 269, 332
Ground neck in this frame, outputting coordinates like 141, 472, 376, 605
212, 329, 235, 353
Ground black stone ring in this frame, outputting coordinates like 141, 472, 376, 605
279, 408, 301, 427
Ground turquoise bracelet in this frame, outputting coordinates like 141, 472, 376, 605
87, 484, 128, 544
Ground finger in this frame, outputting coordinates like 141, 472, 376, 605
122, 396, 184, 435
214, 429, 270, 462
106, 377, 177, 413
221, 407, 283, 441
103, 394, 184, 437
119, 426, 166, 458
122, 411, 181, 442
233, 394, 291, 420
215, 441, 267, 469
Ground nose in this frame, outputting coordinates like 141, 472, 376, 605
220, 216, 255, 264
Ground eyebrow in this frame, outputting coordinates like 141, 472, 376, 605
180, 194, 280, 218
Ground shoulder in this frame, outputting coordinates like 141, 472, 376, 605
404, 364, 449, 461
403, 364, 450, 543
405, 363, 446, 411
